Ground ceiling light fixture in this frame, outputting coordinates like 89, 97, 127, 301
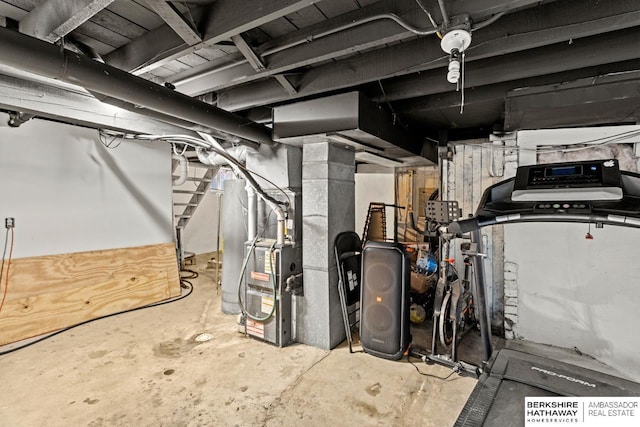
440, 29, 471, 84
440, 28, 471, 113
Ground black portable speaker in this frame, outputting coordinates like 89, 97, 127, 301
360, 241, 411, 360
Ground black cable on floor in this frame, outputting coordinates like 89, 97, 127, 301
180, 269, 199, 279
406, 353, 456, 381
0, 278, 194, 356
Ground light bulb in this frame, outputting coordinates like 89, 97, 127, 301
447, 60, 460, 84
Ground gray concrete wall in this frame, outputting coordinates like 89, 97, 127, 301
298, 142, 355, 349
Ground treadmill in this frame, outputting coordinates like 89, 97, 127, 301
448, 159, 640, 426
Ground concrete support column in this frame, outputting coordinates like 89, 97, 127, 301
298, 142, 355, 349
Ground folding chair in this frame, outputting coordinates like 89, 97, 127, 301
334, 231, 362, 353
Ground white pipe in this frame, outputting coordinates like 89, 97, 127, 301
195, 145, 247, 166
196, 146, 211, 165
246, 184, 257, 241
172, 153, 188, 186
198, 133, 287, 246
140, 133, 288, 246
0, 111, 10, 127
276, 215, 285, 246
210, 145, 247, 165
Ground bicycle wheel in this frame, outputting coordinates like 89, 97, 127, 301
438, 289, 454, 348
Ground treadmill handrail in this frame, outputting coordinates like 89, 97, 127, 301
450, 213, 640, 235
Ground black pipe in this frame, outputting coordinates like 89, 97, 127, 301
0, 27, 275, 147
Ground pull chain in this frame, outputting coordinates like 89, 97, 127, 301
460, 51, 466, 114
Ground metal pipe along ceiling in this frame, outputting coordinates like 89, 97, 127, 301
0, 27, 275, 147
89, 92, 260, 149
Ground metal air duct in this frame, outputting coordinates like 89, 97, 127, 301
0, 27, 275, 147
272, 92, 437, 166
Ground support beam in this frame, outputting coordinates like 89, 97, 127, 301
172, 0, 550, 96
216, 2, 640, 111
375, 28, 640, 102
231, 34, 266, 72
274, 75, 298, 95
0, 2, 27, 22
0, 71, 198, 136
105, 0, 318, 74
144, 0, 201, 45
231, 34, 297, 95
19, 0, 115, 42
504, 71, 640, 130
395, 60, 640, 114
379, 65, 640, 140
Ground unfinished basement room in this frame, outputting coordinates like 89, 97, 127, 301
1, 1, 639, 426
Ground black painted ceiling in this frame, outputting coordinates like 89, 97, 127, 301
1, 0, 638, 150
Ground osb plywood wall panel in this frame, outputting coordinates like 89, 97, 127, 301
0, 243, 179, 346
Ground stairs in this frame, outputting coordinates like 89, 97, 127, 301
172, 159, 220, 229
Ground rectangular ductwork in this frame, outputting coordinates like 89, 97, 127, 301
272, 92, 437, 166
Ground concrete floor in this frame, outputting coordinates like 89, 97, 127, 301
0, 254, 477, 427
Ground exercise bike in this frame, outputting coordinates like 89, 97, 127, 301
432, 230, 479, 361
411, 201, 481, 367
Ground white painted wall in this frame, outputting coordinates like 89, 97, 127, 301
505, 125, 640, 380
0, 119, 173, 258
506, 222, 640, 380
355, 172, 394, 238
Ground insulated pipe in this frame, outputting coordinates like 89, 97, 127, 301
0, 27, 275, 147
198, 133, 286, 246
172, 153, 188, 186
208, 145, 247, 165
196, 145, 248, 166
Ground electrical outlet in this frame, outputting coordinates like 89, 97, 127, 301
5, 217, 14, 228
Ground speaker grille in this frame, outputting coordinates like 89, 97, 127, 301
360, 242, 410, 360
363, 304, 394, 334
365, 262, 396, 293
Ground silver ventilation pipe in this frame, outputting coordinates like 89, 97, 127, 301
90, 92, 260, 149
63, 39, 259, 147
0, 27, 276, 147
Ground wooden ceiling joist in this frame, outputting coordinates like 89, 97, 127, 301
105, 0, 318, 74
19, 0, 116, 42
143, 0, 201, 45
214, 3, 640, 111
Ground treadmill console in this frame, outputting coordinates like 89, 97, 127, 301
512, 159, 623, 201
